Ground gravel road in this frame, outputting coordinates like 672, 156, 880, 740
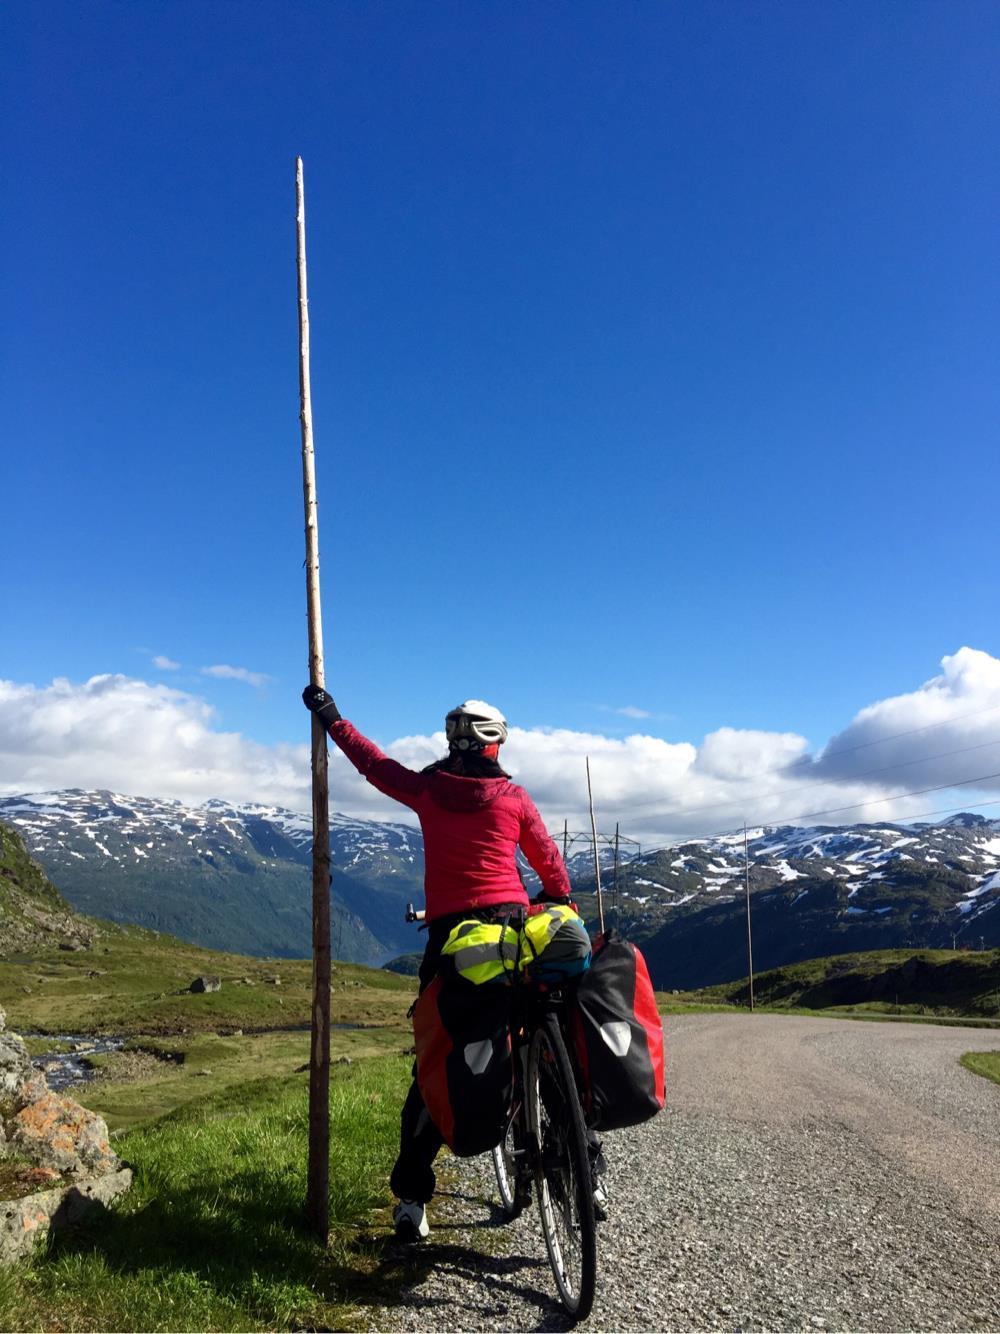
364, 1015, 1000, 1332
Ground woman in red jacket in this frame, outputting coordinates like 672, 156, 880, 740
303, 686, 571, 1241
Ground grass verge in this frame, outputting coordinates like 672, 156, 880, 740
960, 1050, 1000, 1087
0, 1057, 435, 1332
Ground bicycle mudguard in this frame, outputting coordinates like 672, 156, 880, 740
570, 930, 665, 1131
413, 971, 514, 1156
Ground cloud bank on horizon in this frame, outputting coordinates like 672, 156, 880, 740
2, 648, 999, 843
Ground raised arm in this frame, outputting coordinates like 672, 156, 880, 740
517, 791, 571, 901
302, 687, 423, 809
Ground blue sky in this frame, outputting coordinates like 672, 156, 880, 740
2, 1, 999, 832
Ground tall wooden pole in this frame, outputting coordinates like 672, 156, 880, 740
297, 156, 332, 1241
613, 822, 620, 929
586, 756, 605, 935
743, 821, 755, 1012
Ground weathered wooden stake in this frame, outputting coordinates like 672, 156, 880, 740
297, 156, 332, 1241
586, 756, 605, 934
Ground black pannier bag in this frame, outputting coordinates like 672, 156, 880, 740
571, 929, 665, 1131
412, 969, 513, 1157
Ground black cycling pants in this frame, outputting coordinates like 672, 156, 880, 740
389, 902, 523, 1205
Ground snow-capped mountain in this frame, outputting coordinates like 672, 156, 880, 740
597, 817, 1000, 928
0, 790, 424, 964
2, 790, 998, 984
587, 817, 1000, 987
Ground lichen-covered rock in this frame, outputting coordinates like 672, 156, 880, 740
0, 1004, 6, 1032
11, 1092, 119, 1176
0, 1033, 30, 1098
14, 1072, 47, 1107
0, 1167, 132, 1264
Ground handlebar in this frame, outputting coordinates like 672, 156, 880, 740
405, 902, 426, 923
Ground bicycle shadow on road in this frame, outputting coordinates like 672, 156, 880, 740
378, 1233, 581, 1332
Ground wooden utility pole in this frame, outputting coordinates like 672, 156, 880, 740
297, 156, 332, 1242
612, 822, 620, 929
743, 822, 755, 1012
586, 756, 605, 934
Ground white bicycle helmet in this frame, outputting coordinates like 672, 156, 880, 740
445, 699, 509, 752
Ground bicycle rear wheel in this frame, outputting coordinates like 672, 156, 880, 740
492, 1114, 524, 1218
526, 1012, 597, 1321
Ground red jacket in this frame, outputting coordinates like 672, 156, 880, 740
329, 720, 571, 920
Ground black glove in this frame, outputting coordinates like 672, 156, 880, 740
302, 684, 342, 725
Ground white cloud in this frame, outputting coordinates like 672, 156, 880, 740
201, 664, 272, 688
152, 655, 181, 671
614, 705, 652, 719
2, 649, 1000, 844
810, 648, 1000, 793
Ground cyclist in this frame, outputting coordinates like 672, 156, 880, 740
303, 687, 584, 1241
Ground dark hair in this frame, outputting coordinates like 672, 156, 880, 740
422, 752, 510, 779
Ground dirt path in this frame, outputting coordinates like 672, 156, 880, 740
365, 1014, 1000, 1332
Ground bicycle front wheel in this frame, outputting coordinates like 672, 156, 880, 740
526, 1013, 597, 1321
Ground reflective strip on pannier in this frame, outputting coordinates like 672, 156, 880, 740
440, 918, 519, 985
518, 903, 592, 985
571, 929, 665, 1131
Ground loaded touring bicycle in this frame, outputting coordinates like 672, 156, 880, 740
407, 900, 665, 1321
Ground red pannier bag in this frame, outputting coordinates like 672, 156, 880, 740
412, 972, 513, 1157
571, 929, 665, 1131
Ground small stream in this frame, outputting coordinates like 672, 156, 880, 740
26, 1034, 126, 1091
25, 1024, 372, 1092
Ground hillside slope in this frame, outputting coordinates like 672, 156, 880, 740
701, 948, 1000, 1017
0, 820, 415, 1036
0, 821, 100, 954
0, 792, 423, 962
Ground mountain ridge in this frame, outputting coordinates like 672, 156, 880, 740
3, 790, 999, 985
0, 789, 423, 964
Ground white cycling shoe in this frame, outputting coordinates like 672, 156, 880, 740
593, 1177, 609, 1222
393, 1198, 430, 1242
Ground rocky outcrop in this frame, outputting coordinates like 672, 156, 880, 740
0, 1030, 30, 1099
0, 1003, 131, 1264
0, 1169, 133, 1266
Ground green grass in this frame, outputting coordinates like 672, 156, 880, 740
657, 991, 1000, 1029
655, 991, 736, 1016
960, 1050, 1000, 1087
78, 1026, 411, 1132
0, 1057, 438, 1333
0, 928, 415, 1037
23, 1036, 78, 1057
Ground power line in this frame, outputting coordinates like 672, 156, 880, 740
756, 767, 1000, 826
625, 732, 1000, 820
636, 790, 1000, 862
625, 701, 1000, 816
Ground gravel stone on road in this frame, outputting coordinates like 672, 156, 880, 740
364, 1014, 1000, 1332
